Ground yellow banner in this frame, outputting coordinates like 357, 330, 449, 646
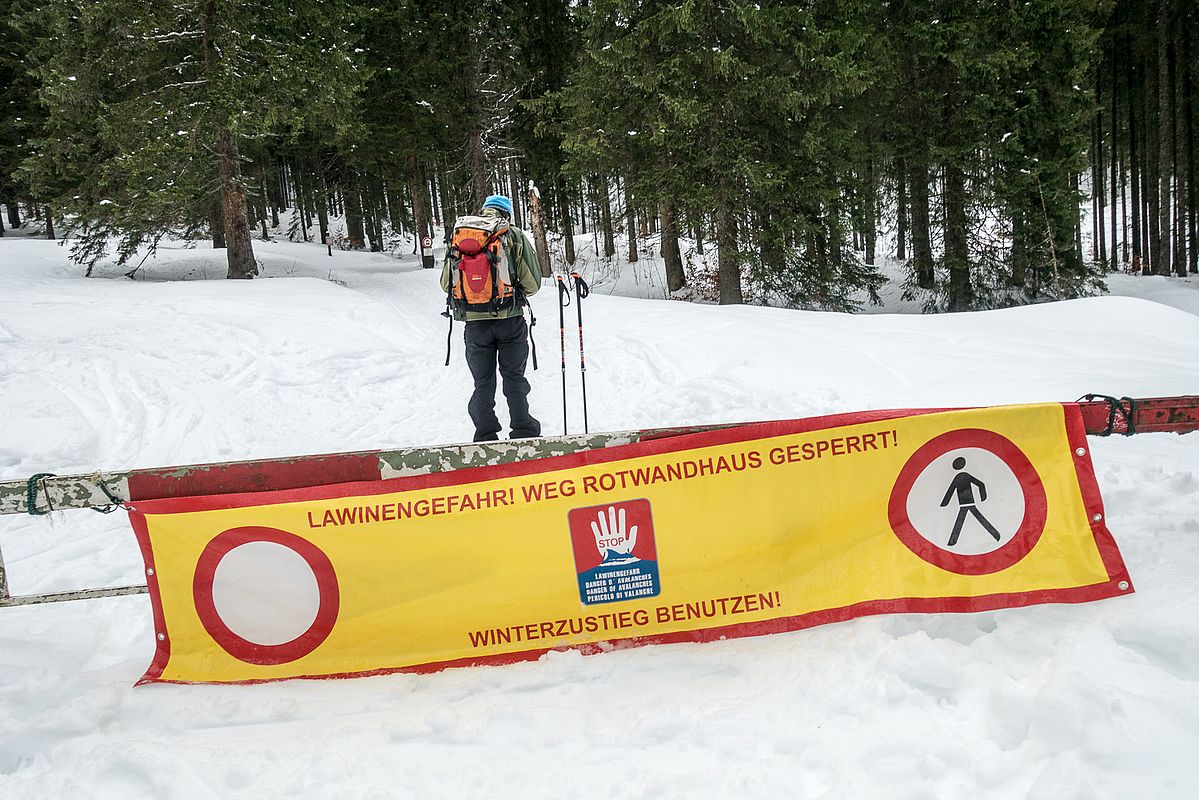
129, 403, 1130, 684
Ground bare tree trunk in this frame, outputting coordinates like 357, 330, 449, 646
440, 168, 459, 222
527, 184, 553, 278
365, 179, 383, 252
1111, 50, 1120, 271
342, 168, 365, 250
577, 185, 587, 235
316, 175, 329, 245
829, 196, 844, 268
940, 53, 968, 309
1171, 21, 1187, 277
5, 201, 19, 228
216, 128, 257, 278
1121, 140, 1129, 266
407, 155, 430, 241
508, 167, 523, 229
1010, 214, 1027, 287
1128, 31, 1143, 273
257, 166, 271, 241
295, 162, 312, 242
431, 168, 444, 228
386, 182, 404, 236
660, 198, 686, 293
1091, 117, 1101, 264
909, 151, 934, 289
203, 1, 255, 278
43, 207, 55, 240
1185, 20, 1198, 273
624, 176, 638, 263
463, 51, 489, 212
1095, 94, 1108, 270
1073, 171, 1084, 267
758, 207, 783, 275
469, 127, 488, 210
1143, 59, 1156, 276
715, 199, 742, 305
1155, 0, 1172, 275
558, 178, 576, 266
598, 176, 615, 258
864, 154, 877, 266
210, 195, 226, 249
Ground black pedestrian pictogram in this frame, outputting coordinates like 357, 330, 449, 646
940, 457, 1002, 547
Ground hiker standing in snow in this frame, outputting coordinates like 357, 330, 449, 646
441, 194, 543, 441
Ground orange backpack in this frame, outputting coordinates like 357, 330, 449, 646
448, 215, 517, 312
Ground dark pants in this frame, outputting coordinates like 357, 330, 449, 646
464, 315, 540, 441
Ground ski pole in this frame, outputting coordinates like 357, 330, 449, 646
570, 272, 591, 433
556, 275, 570, 435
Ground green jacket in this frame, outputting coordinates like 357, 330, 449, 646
440, 209, 542, 322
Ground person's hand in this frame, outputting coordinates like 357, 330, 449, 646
591, 505, 638, 562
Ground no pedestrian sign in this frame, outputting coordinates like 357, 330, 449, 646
888, 428, 1048, 575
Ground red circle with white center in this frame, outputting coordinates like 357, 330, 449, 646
193, 526, 340, 665
888, 428, 1047, 575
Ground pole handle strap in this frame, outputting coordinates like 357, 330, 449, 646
570, 272, 590, 299
526, 305, 539, 371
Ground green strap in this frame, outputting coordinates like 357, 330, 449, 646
26, 473, 56, 516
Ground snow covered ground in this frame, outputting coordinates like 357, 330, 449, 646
1, 228, 1198, 798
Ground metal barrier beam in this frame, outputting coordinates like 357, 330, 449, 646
1, 396, 1194, 608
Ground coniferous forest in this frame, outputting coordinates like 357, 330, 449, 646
0, 0, 1195, 310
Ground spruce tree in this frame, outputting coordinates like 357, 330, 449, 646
564, 0, 877, 308
978, 0, 1101, 302
25, 0, 362, 278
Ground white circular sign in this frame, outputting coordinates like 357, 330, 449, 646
904, 446, 1025, 555
211, 541, 321, 646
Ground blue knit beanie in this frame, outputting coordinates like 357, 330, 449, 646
481, 194, 514, 218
